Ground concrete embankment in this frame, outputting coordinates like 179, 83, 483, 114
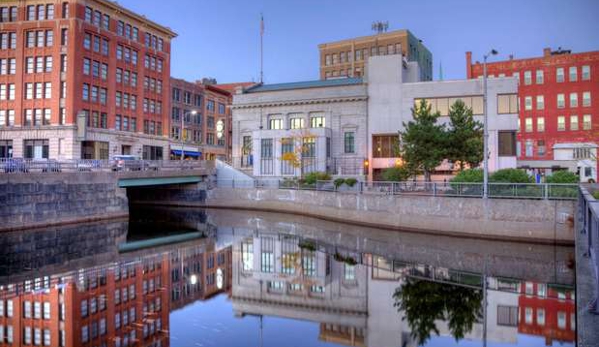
200, 188, 576, 245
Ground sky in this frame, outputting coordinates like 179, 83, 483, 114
118, 0, 599, 84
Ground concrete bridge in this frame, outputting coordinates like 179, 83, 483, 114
0, 160, 215, 232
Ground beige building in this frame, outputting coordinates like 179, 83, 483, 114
318, 29, 433, 81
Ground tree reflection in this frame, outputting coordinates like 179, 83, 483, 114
393, 278, 483, 346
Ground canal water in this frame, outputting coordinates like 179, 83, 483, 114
0, 207, 576, 347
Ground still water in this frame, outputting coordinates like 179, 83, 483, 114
0, 207, 576, 347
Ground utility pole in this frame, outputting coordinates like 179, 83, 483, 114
482, 49, 498, 198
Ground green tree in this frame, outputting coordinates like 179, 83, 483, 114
381, 166, 410, 182
393, 279, 483, 346
446, 100, 483, 171
399, 100, 446, 181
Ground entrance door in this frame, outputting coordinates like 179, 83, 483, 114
121, 145, 131, 155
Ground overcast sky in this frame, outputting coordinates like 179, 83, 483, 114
118, 0, 599, 84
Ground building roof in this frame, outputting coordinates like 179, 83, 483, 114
553, 143, 598, 149
245, 78, 364, 93
215, 82, 257, 94
318, 29, 410, 49
96, 0, 177, 38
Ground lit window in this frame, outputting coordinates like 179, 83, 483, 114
537, 117, 545, 132
583, 114, 592, 130
525, 117, 533, 132
582, 91, 591, 107
536, 95, 544, 110
557, 94, 565, 108
557, 116, 565, 131
570, 115, 579, 130
570, 93, 578, 107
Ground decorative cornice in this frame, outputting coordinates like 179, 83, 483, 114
232, 96, 368, 110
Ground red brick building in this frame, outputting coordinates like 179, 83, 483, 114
0, 0, 175, 160
466, 48, 599, 181
169, 79, 232, 161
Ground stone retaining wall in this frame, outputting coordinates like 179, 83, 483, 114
204, 188, 576, 244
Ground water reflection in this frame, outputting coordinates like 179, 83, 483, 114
0, 207, 575, 347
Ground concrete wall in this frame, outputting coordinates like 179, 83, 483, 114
204, 188, 575, 244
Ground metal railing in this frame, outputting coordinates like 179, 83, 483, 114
0, 158, 212, 174
215, 178, 579, 200
579, 185, 599, 313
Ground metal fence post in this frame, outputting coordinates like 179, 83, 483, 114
433, 182, 437, 197
544, 184, 548, 200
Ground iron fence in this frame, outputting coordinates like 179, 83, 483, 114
0, 158, 211, 174
216, 178, 579, 200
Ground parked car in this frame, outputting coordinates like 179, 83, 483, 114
111, 155, 148, 171
1, 158, 28, 173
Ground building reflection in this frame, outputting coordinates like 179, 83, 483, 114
0, 231, 232, 347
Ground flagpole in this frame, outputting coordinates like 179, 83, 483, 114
260, 13, 264, 84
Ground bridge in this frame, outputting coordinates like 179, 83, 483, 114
0, 160, 216, 232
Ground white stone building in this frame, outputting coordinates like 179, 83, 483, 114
232, 55, 519, 179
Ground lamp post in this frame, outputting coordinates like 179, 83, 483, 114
180, 110, 197, 161
482, 49, 498, 199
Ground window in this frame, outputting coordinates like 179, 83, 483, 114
498, 131, 516, 156
497, 306, 518, 326
525, 117, 533, 132
497, 94, 518, 114
82, 84, 89, 101
289, 117, 304, 129
571, 115, 579, 130
373, 135, 399, 158
583, 114, 592, 130
583, 91, 591, 107
344, 264, 355, 280
556, 67, 564, 82
537, 117, 545, 132
536, 95, 544, 110
557, 116, 565, 131
570, 93, 578, 107
557, 94, 565, 108
310, 115, 325, 128
24, 139, 49, 158
344, 132, 355, 153
557, 312, 566, 329
535, 69, 544, 84
83, 33, 91, 49
268, 118, 282, 130
538, 140, 546, 156
524, 96, 532, 110
582, 65, 591, 80
523, 71, 532, 85
569, 66, 577, 82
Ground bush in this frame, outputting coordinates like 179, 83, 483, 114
593, 191, 599, 200
334, 178, 345, 189
381, 166, 410, 182
546, 170, 579, 184
490, 169, 533, 183
345, 178, 358, 187
302, 172, 331, 185
451, 169, 483, 183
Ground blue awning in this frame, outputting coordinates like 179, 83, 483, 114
171, 149, 201, 157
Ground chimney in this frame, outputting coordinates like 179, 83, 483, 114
465, 51, 473, 79
543, 47, 551, 57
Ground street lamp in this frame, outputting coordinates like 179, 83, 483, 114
482, 49, 498, 199
180, 110, 197, 161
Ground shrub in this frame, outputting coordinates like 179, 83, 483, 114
490, 169, 533, 183
381, 166, 410, 182
546, 170, 579, 184
593, 191, 599, 200
451, 168, 483, 183
334, 178, 345, 189
345, 178, 358, 187
302, 172, 331, 185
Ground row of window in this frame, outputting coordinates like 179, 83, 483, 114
145, 32, 164, 52
82, 84, 108, 105
22, 327, 52, 346
0, 6, 18, 22
117, 68, 139, 88
84, 6, 111, 31
0, 110, 16, 126
142, 98, 163, 115
0, 58, 16, 75
144, 54, 164, 72
80, 318, 108, 343
115, 115, 136, 132
21, 301, 51, 320
83, 58, 108, 80
25, 56, 53, 74
324, 67, 363, 79
415, 96, 485, 116
83, 33, 110, 56
24, 82, 52, 100
521, 115, 593, 133
324, 43, 403, 66
25, 30, 54, 48
0, 32, 16, 49
144, 76, 163, 94
143, 120, 163, 136
172, 88, 202, 106
502, 65, 592, 85
171, 107, 202, 124
24, 109, 52, 126
117, 44, 139, 65
522, 92, 592, 110
26, 3, 55, 21
267, 114, 326, 130
116, 92, 138, 110
80, 295, 107, 317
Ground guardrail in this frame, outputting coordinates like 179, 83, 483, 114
579, 185, 599, 313
0, 158, 212, 174
216, 179, 579, 200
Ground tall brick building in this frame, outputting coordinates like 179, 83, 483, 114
169, 78, 232, 161
0, 0, 175, 160
466, 48, 599, 181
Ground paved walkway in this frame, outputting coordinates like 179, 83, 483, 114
576, 212, 599, 346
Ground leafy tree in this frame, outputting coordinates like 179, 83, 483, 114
546, 170, 579, 184
381, 166, 410, 182
279, 129, 318, 178
399, 100, 446, 181
393, 279, 483, 346
446, 100, 483, 171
